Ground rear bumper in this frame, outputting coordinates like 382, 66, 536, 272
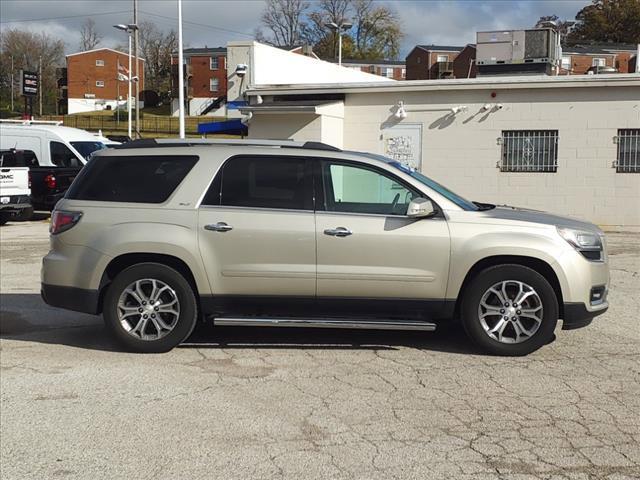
0, 194, 31, 212
562, 302, 608, 330
41, 283, 99, 315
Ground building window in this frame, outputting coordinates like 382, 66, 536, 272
96, 59, 105, 67
436, 54, 448, 62
417, 57, 422, 64
592, 57, 606, 67
369, 65, 376, 74
561, 56, 571, 71
210, 56, 219, 70
210, 78, 219, 92
401, 68, 406, 79
615, 129, 640, 173
385, 67, 394, 78
499, 130, 558, 172
95, 80, 105, 88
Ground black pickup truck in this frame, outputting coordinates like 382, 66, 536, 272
0, 149, 82, 212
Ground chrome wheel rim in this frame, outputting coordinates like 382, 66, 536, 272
478, 280, 543, 344
117, 279, 180, 341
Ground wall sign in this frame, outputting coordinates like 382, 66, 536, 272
381, 123, 423, 170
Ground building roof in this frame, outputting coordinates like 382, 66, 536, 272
245, 73, 640, 96
341, 59, 405, 66
173, 47, 227, 57
562, 43, 639, 55
415, 45, 465, 53
66, 47, 146, 61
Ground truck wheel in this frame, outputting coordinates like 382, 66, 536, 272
103, 263, 198, 353
16, 207, 34, 222
0, 212, 12, 226
461, 264, 558, 356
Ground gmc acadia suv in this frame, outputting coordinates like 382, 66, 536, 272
41, 139, 610, 355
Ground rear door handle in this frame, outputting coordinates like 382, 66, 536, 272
324, 227, 352, 237
205, 222, 233, 232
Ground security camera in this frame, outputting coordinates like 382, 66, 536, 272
450, 105, 468, 114
496, 103, 504, 110
394, 101, 407, 120
235, 63, 248, 77
481, 103, 492, 111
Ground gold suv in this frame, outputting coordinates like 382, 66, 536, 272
41, 139, 609, 355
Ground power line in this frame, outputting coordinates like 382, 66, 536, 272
139, 10, 254, 38
0, 10, 131, 24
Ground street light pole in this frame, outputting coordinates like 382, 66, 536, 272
114, 24, 137, 139
325, 20, 352, 66
133, 0, 140, 139
177, 0, 185, 139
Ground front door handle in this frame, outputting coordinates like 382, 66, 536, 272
324, 227, 352, 237
205, 222, 233, 232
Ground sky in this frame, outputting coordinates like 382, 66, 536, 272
0, 0, 587, 57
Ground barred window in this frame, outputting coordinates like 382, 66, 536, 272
499, 130, 558, 173
615, 129, 639, 173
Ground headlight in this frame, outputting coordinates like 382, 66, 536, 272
557, 227, 604, 261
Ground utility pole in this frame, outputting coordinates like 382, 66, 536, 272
177, 0, 185, 139
10, 56, 14, 112
39, 56, 43, 117
133, 0, 140, 138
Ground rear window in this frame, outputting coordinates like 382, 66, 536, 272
0, 150, 39, 167
66, 155, 198, 203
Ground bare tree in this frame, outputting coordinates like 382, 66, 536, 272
137, 20, 177, 98
79, 18, 102, 51
258, 0, 310, 46
352, 0, 402, 60
305, 0, 352, 59
0, 29, 65, 114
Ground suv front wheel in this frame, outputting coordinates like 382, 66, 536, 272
461, 264, 558, 356
103, 263, 198, 353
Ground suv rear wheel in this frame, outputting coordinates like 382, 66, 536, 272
103, 263, 198, 353
461, 264, 558, 356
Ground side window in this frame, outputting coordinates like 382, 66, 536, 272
50, 141, 82, 167
321, 162, 419, 216
202, 156, 312, 210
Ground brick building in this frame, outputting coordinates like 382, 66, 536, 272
65, 48, 145, 114
560, 44, 638, 75
406, 45, 463, 80
341, 59, 406, 80
171, 47, 227, 116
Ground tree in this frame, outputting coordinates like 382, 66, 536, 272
567, 0, 640, 44
351, 0, 401, 60
79, 18, 102, 51
0, 29, 65, 114
533, 15, 575, 39
137, 21, 177, 97
305, 0, 353, 59
257, 0, 310, 46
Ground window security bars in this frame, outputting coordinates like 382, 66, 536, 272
614, 129, 640, 173
498, 130, 559, 173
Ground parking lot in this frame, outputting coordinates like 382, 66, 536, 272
1, 219, 639, 480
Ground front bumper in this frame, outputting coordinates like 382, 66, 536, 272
562, 302, 608, 330
41, 283, 100, 315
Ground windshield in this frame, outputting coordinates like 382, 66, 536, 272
71, 141, 107, 160
356, 152, 479, 211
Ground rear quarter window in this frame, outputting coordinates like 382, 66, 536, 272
65, 155, 198, 203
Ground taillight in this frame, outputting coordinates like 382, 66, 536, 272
28, 171, 32, 189
45, 174, 57, 190
50, 210, 82, 235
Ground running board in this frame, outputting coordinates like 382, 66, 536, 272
213, 317, 436, 331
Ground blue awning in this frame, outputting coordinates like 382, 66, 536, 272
198, 119, 247, 136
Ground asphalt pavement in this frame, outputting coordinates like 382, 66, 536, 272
1, 220, 639, 480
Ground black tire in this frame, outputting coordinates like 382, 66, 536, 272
15, 207, 34, 222
103, 262, 198, 353
461, 264, 558, 356
0, 212, 12, 226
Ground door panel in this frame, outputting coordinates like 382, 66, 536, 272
198, 207, 316, 296
316, 159, 451, 300
316, 213, 450, 299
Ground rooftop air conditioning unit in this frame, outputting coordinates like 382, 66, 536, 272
476, 29, 558, 66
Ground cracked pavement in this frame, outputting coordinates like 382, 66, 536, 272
1, 221, 639, 479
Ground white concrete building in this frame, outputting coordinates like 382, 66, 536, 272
237, 75, 640, 228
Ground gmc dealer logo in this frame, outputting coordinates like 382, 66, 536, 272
0, 174, 14, 180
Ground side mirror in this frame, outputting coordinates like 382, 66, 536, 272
407, 197, 436, 218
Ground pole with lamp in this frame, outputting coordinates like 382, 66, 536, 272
177, 0, 186, 139
324, 20, 352, 66
113, 24, 138, 139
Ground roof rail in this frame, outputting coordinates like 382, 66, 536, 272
113, 138, 342, 152
0, 119, 64, 126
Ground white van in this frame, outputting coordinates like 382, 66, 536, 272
0, 121, 108, 167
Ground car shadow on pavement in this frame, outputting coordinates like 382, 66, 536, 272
0, 293, 479, 355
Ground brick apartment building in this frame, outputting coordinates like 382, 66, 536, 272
171, 47, 227, 116
405, 45, 464, 80
65, 48, 145, 114
341, 59, 406, 80
560, 44, 638, 75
